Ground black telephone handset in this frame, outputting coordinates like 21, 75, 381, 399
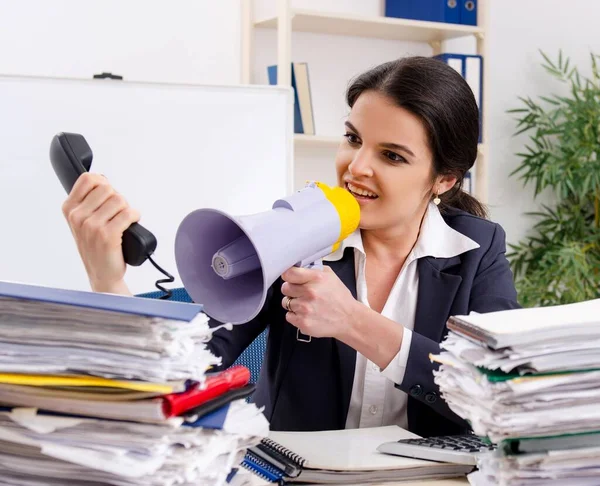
50, 132, 157, 267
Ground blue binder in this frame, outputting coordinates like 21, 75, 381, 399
242, 450, 285, 483
185, 403, 230, 429
0, 280, 202, 321
384, 0, 460, 25
434, 53, 483, 143
463, 170, 473, 195
461, 0, 478, 25
267, 64, 304, 134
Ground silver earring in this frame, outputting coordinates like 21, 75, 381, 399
433, 193, 441, 205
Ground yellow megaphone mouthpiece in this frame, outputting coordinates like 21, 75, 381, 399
313, 181, 361, 243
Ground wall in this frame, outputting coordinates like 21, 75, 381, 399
0, 0, 241, 85
486, 0, 600, 246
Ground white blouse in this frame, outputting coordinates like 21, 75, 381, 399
324, 203, 479, 429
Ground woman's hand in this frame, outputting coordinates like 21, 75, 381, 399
61, 173, 138, 295
281, 265, 405, 369
280, 266, 359, 340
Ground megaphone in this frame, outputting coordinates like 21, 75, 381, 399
174, 182, 360, 324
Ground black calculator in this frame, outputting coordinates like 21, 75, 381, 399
377, 434, 495, 465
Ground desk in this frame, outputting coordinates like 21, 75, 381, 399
237, 470, 469, 485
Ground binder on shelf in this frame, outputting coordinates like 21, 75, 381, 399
463, 170, 473, 195
384, 0, 460, 25
461, 0, 478, 26
267, 63, 315, 135
434, 53, 483, 143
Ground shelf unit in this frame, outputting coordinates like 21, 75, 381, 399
254, 9, 484, 43
294, 134, 341, 147
242, 0, 489, 203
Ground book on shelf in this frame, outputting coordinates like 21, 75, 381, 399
267, 63, 315, 135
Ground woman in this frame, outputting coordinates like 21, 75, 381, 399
62, 57, 519, 438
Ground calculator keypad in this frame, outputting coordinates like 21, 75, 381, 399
398, 435, 496, 453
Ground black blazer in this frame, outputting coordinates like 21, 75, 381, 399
207, 208, 520, 437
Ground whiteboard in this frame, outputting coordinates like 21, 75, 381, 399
0, 75, 293, 295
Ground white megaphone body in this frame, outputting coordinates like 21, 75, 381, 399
174, 182, 360, 324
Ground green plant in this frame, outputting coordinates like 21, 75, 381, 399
507, 51, 600, 307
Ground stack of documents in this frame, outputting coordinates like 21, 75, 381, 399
0, 281, 269, 486
431, 299, 600, 486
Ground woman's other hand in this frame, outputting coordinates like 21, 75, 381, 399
61, 173, 137, 295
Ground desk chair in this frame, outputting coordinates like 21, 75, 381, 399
136, 288, 267, 386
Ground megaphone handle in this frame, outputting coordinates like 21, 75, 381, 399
294, 258, 323, 343
303, 259, 323, 270
297, 328, 312, 343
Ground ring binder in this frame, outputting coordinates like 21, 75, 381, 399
241, 450, 285, 483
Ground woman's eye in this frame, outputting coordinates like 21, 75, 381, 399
343, 133, 361, 145
383, 151, 406, 164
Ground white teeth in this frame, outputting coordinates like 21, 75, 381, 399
347, 183, 377, 198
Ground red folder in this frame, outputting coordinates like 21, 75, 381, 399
162, 366, 250, 417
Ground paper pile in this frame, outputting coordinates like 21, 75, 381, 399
431, 299, 600, 486
0, 281, 269, 486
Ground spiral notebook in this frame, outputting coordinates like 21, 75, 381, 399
243, 426, 473, 484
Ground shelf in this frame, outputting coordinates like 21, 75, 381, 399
294, 134, 341, 147
255, 9, 483, 43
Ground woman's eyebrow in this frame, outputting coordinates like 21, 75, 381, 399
344, 121, 360, 133
345, 121, 415, 157
380, 142, 415, 157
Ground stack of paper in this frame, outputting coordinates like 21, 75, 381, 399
431, 299, 600, 486
0, 281, 269, 486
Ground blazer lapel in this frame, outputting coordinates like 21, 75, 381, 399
414, 256, 463, 342
325, 248, 357, 426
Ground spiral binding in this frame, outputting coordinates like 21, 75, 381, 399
261, 437, 307, 468
147, 255, 175, 300
242, 450, 284, 483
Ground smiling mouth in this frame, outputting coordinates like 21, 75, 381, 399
346, 182, 379, 200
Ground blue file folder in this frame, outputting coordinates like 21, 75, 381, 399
384, 0, 477, 26
461, 0, 478, 26
463, 170, 473, 195
434, 53, 483, 143
385, 0, 461, 25
267, 64, 304, 134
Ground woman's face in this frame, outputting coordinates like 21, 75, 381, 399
335, 90, 455, 232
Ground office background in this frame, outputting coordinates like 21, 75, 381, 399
0, 0, 598, 286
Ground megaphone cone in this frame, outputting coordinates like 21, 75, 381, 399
175, 182, 359, 324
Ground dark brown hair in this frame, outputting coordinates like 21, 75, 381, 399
346, 56, 487, 218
